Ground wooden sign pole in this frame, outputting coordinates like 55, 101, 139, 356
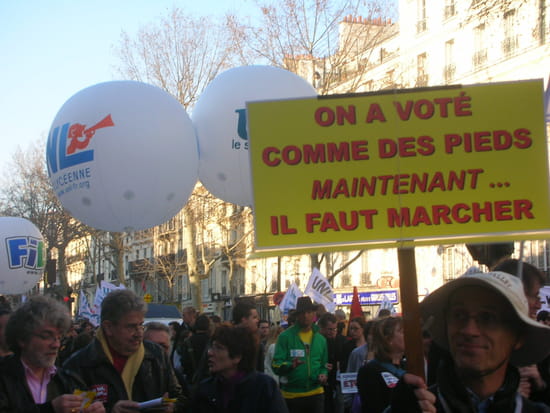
397, 247, 425, 379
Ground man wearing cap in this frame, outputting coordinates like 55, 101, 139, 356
391, 271, 550, 413
273, 296, 328, 413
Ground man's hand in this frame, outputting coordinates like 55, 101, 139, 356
318, 374, 328, 385
51, 394, 84, 413
112, 400, 140, 413
292, 357, 305, 369
403, 373, 436, 413
520, 365, 546, 391
519, 376, 532, 398
83, 401, 106, 413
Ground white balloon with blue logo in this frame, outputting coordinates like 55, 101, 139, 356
192, 66, 317, 206
46, 81, 199, 232
0, 217, 45, 295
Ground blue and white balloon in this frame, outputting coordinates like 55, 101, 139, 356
192, 66, 317, 206
0, 217, 45, 295
46, 81, 199, 232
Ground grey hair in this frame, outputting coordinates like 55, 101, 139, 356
144, 321, 170, 334
5, 295, 71, 354
100, 289, 147, 323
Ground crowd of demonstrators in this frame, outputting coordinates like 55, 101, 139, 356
4, 258, 550, 413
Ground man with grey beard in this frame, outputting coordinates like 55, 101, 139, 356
0, 295, 104, 412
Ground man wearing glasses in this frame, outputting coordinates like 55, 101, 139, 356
391, 271, 550, 413
64, 289, 184, 412
0, 295, 104, 412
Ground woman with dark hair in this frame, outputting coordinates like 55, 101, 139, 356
356, 316, 405, 413
342, 317, 367, 372
192, 325, 288, 413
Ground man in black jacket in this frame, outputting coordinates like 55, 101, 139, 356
64, 289, 184, 412
0, 295, 104, 413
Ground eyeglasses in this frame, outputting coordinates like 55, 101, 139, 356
33, 331, 62, 343
447, 309, 510, 330
118, 322, 145, 333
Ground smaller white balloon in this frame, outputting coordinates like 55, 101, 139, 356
0, 217, 45, 295
46, 81, 199, 232
193, 65, 317, 206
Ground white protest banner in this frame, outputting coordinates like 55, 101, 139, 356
539, 286, 550, 312
78, 290, 99, 327
339, 372, 358, 394
279, 282, 302, 315
377, 294, 397, 316
93, 280, 125, 314
304, 268, 336, 312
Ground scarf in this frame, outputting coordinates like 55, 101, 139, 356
96, 328, 144, 399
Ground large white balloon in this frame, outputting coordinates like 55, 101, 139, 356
46, 81, 199, 232
192, 66, 317, 206
0, 217, 45, 295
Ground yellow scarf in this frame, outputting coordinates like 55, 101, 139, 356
96, 328, 145, 400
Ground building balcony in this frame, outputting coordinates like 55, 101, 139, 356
416, 19, 427, 34
502, 36, 519, 56
444, 64, 456, 83
416, 74, 429, 87
473, 49, 488, 68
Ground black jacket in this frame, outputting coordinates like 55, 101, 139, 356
63, 338, 184, 412
192, 371, 288, 413
357, 359, 405, 413
0, 354, 74, 413
391, 357, 550, 413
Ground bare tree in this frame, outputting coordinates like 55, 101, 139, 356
234, 0, 397, 94
115, 7, 243, 108
114, 8, 251, 308
0, 141, 90, 295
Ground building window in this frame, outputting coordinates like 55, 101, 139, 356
221, 270, 228, 296
503, 10, 518, 56
417, 0, 427, 33
360, 272, 371, 285
444, 0, 456, 19
341, 274, 351, 287
416, 53, 428, 86
444, 39, 455, 83
473, 24, 487, 68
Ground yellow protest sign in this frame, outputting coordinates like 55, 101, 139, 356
248, 80, 550, 254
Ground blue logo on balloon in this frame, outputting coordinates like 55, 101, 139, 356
6, 237, 45, 270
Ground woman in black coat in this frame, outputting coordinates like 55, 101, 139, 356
357, 317, 405, 413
